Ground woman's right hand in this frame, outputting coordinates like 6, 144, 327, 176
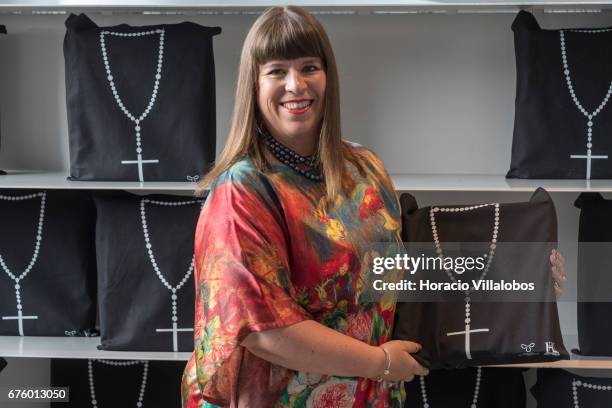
375, 340, 429, 382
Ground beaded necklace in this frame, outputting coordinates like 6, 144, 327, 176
258, 128, 322, 182
560, 29, 612, 179
0, 192, 46, 336
88, 359, 148, 408
572, 378, 612, 408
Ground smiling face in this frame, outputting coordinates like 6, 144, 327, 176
257, 57, 326, 155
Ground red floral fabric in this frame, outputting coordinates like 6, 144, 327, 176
182, 143, 404, 407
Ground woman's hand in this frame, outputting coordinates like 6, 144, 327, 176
375, 340, 429, 383
550, 249, 566, 299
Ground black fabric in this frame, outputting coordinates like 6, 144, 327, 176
508, 10, 612, 179
64, 13, 220, 181
0, 190, 97, 336
0, 26, 5, 174
393, 188, 568, 369
532, 368, 612, 407
94, 192, 202, 351
50, 359, 184, 408
574, 192, 612, 356
404, 368, 526, 408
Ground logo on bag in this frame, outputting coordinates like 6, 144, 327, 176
544, 341, 560, 356
187, 175, 200, 182
521, 342, 535, 353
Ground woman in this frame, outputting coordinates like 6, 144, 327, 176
182, 6, 567, 407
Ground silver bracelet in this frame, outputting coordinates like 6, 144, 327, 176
375, 347, 391, 382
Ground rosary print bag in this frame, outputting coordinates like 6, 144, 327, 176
532, 368, 612, 408
51, 359, 185, 408
64, 13, 220, 181
94, 192, 202, 351
508, 11, 612, 179
0, 190, 96, 336
393, 188, 568, 369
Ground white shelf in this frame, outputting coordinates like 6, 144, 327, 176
0, 0, 610, 12
0, 171, 198, 191
493, 335, 612, 369
3, 171, 612, 192
391, 174, 612, 192
497, 358, 612, 369
0, 336, 191, 360
2, 334, 612, 368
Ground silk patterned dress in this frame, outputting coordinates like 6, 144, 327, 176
182, 143, 404, 407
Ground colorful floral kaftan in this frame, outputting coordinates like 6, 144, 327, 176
182, 143, 404, 407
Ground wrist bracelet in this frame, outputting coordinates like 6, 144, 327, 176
375, 347, 391, 382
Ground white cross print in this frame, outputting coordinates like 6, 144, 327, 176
155, 322, 193, 352
571, 149, 608, 180
121, 153, 159, 182
2, 309, 38, 336
447, 323, 489, 360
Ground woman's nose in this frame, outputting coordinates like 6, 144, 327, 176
285, 70, 306, 94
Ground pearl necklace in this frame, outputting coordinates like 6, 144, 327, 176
429, 203, 500, 355
260, 131, 322, 182
99, 28, 165, 182
0, 192, 46, 336
419, 367, 482, 408
139, 198, 202, 350
572, 378, 612, 408
429, 203, 499, 283
88, 359, 148, 408
560, 29, 612, 179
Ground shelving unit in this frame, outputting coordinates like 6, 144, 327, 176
0, 171, 199, 190
1, 0, 612, 12
5, 171, 612, 192
0, 336, 190, 361
1, 2, 612, 407
1, 334, 610, 368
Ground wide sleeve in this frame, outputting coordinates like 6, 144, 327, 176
182, 169, 312, 408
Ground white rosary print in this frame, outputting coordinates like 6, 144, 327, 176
419, 367, 482, 408
140, 198, 203, 351
429, 203, 500, 360
572, 378, 612, 408
0, 192, 46, 336
88, 359, 148, 408
100, 28, 165, 182
560, 29, 612, 180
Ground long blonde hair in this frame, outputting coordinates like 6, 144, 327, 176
197, 6, 369, 200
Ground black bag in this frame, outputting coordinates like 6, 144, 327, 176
404, 368, 526, 408
94, 192, 202, 351
0, 190, 97, 336
64, 13, 220, 181
532, 368, 612, 407
51, 359, 185, 408
508, 10, 612, 179
0, 25, 6, 175
574, 192, 612, 356
393, 188, 568, 369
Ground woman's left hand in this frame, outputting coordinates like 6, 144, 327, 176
550, 249, 566, 299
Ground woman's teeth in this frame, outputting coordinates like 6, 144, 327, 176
282, 101, 312, 109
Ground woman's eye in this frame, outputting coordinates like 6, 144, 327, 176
268, 68, 284, 76
303, 65, 320, 73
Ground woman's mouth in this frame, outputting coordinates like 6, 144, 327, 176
281, 100, 313, 114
